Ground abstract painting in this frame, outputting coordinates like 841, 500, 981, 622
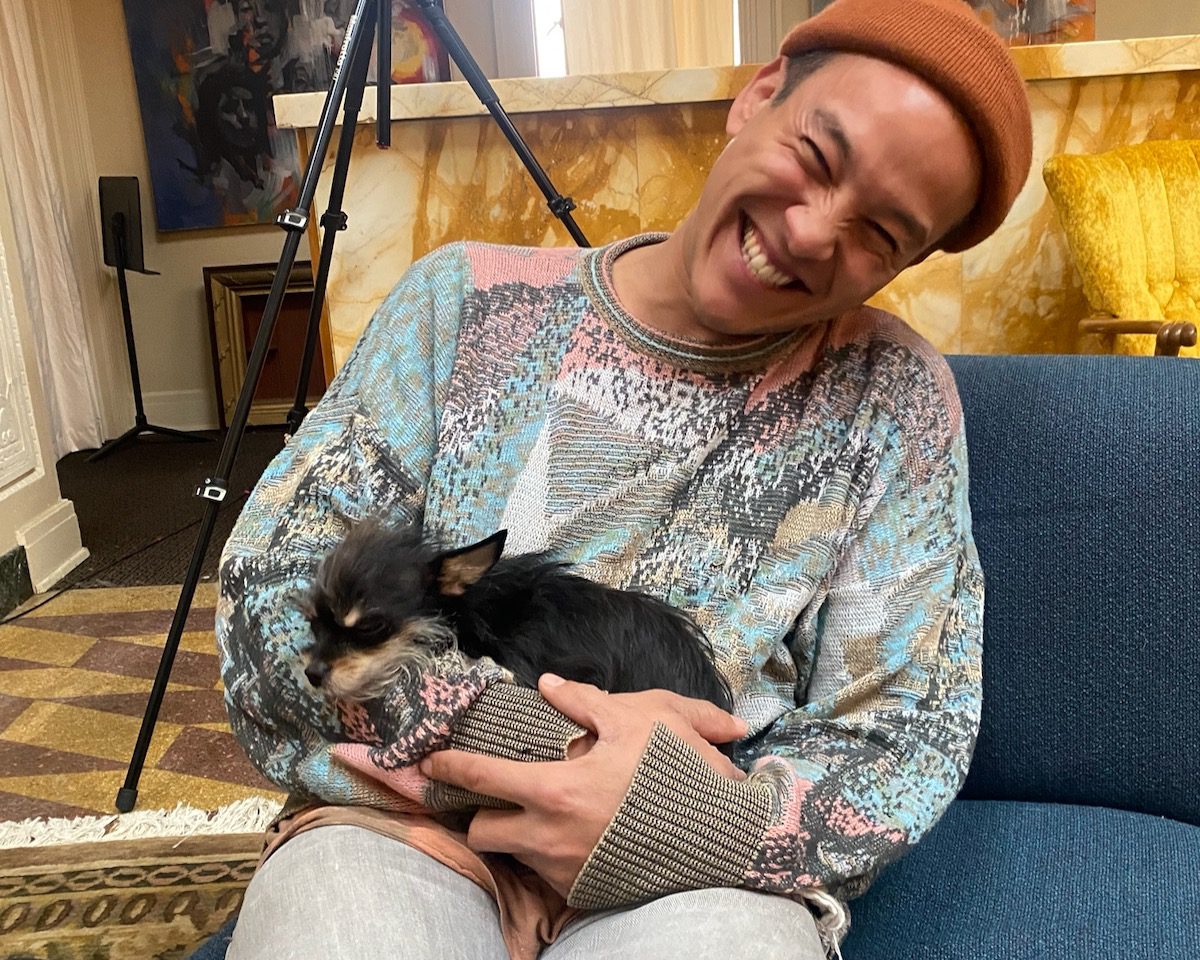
968, 0, 1096, 44
809, 0, 1095, 45
123, 1, 448, 231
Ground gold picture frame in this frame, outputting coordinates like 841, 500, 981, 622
203, 262, 328, 428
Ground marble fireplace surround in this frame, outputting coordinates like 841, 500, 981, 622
274, 35, 1200, 372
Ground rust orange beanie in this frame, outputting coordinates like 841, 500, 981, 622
779, 0, 1033, 252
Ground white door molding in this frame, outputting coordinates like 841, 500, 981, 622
493, 0, 539, 78
0, 188, 42, 493
738, 0, 810, 64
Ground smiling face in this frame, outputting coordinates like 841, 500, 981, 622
669, 52, 982, 341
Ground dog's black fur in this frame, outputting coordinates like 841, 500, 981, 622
300, 520, 733, 717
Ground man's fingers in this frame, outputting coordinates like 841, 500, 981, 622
538, 676, 749, 748
532, 676, 747, 781
420, 750, 541, 804
661, 691, 749, 744
674, 726, 748, 781
706, 742, 748, 781
537, 673, 612, 732
466, 807, 527, 854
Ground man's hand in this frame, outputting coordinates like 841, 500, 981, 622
419, 674, 748, 898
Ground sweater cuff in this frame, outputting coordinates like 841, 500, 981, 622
567, 723, 774, 910
451, 683, 588, 761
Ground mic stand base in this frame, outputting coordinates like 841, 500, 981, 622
87, 417, 211, 463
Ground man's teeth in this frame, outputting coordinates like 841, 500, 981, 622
741, 222, 794, 288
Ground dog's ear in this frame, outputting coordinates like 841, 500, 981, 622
433, 530, 507, 597
291, 588, 318, 622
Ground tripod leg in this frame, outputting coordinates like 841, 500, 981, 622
145, 424, 211, 443
376, 0, 391, 148
86, 425, 142, 463
413, 0, 590, 248
286, 26, 376, 436
114, 0, 382, 812
115, 500, 222, 812
87, 424, 209, 462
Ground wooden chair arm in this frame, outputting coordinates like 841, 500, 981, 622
1078, 316, 1198, 357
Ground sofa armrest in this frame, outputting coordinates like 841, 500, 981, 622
1078, 315, 1198, 357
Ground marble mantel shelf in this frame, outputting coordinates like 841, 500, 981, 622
274, 33, 1199, 130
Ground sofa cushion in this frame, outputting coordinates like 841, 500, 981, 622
845, 798, 1200, 959
946, 355, 1200, 825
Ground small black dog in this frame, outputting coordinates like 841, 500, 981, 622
299, 520, 733, 716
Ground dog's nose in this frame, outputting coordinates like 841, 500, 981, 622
304, 661, 329, 687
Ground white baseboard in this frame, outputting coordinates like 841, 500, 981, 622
17, 498, 89, 592
139, 389, 219, 433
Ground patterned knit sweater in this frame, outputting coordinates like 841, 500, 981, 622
216, 234, 983, 944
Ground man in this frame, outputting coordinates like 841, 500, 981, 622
218, 1, 1032, 958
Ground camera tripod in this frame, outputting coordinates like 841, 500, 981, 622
115, 0, 590, 812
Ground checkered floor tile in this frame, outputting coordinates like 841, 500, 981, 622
0, 584, 284, 821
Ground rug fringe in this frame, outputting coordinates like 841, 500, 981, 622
0, 796, 284, 850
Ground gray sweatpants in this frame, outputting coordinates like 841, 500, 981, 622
227, 825, 828, 960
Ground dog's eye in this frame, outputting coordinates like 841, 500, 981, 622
355, 615, 390, 639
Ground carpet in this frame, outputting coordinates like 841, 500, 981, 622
54, 428, 286, 589
0, 569, 285, 959
0, 584, 285, 822
0, 832, 259, 960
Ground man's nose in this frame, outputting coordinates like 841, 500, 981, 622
783, 205, 838, 263
305, 660, 330, 687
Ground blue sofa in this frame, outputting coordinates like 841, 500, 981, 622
191, 355, 1200, 959
845, 355, 1200, 958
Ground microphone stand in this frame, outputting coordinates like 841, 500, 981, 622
116, 0, 590, 812
89, 213, 209, 461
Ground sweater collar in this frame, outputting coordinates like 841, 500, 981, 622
583, 233, 806, 375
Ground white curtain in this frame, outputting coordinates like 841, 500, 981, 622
0, 0, 105, 458
561, 0, 735, 75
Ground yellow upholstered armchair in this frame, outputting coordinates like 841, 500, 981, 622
1044, 140, 1200, 358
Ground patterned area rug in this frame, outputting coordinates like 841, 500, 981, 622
0, 584, 285, 821
0, 832, 257, 959
0, 584, 285, 958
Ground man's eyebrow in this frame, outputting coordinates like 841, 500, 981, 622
881, 204, 930, 250
811, 109, 931, 251
812, 109, 852, 169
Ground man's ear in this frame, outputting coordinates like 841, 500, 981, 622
727, 56, 787, 138
433, 530, 508, 597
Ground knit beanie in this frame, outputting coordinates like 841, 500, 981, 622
779, 0, 1033, 253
